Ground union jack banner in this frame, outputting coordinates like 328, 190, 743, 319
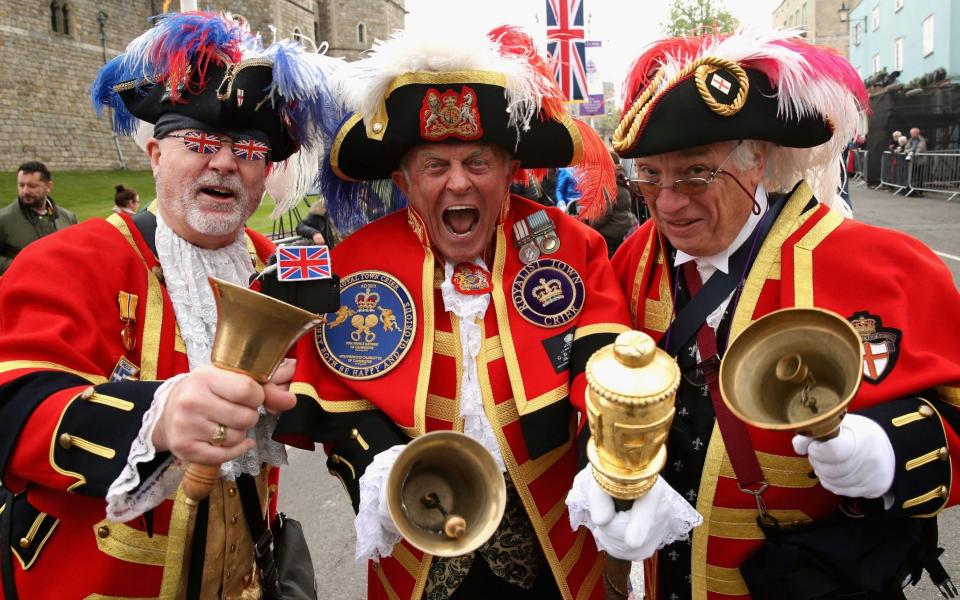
546, 0, 587, 102
277, 245, 332, 281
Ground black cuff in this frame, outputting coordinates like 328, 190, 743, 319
53, 380, 168, 497
859, 397, 951, 517
256, 259, 341, 315
275, 394, 408, 512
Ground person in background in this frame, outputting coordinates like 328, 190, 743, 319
906, 127, 927, 155
555, 165, 581, 213
112, 184, 141, 216
587, 152, 636, 257
905, 128, 928, 195
0, 161, 78, 274
296, 197, 341, 247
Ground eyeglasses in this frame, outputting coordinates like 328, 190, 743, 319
168, 131, 270, 162
628, 141, 743, 202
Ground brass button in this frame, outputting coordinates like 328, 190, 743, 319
80, 387, 95, 400
268, 484, 277, 498
229, 543, 237, 553
19, 537, 29, 548
231, 514, 239, 525
372, 122, 382, 133
938, 485, 949, 498
58, 433, 73, 449
918, 405, 934, 417
351, 428, 359, 439
97, 525, 110, 539
331, 455, 339, 464
939, 447, 950, 461
227, 487, 237, 497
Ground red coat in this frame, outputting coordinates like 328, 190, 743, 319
283, 195, 632, 600
0, 210, 279, 599
611, 182, 960, 599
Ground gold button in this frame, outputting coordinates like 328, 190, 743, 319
97, 526, 110, 539
918, 405, 934, 417
227, 487, 237, 497
938, 485, 948, 498
372, 122, 382, 133
231, 514, 239, 525
19, 537, 29, 548
268, 484, 277, 498
351, 428, 359, 439
230, 543, 237, 553
331, 455, 339, 464
80, 387, 95, 400
58, 433, 73, 449
939, 447, 950, 461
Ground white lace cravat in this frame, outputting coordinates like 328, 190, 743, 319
106, 214, 287, 522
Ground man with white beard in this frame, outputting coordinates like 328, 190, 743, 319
0, 12, 334, 599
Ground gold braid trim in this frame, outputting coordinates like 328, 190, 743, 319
612, 56, 750, 155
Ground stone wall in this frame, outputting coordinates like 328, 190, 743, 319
0, 0, 390, 172
318, 0, 406, 60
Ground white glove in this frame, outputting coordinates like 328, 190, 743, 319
792, 413, 895, 499
567, 467, 702, 562
354, 444, 405, 561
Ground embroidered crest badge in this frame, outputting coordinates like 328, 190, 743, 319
316, 271, 417, 380
451, 262, 492, 295
511, 259, 585, 328
420, 85, 483, 141
848, 311, 901, 384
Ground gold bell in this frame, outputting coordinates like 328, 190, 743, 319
584, 330, 681, 501
719, 307, 863, 440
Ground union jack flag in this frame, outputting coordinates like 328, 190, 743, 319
231, 138, 270, 161
182, 131, 221, 154
546, 0, 587, 102
277, 245, 332, 281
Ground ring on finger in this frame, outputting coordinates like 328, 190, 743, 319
210, 423, 228, 447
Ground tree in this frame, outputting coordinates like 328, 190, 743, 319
662, 0, 739, 37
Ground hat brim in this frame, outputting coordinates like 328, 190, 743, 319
618, 66, 833, 159
330, 71, 582, 181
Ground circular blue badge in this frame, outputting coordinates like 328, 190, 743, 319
511, 259, 585, 328
316, 270, 417, 380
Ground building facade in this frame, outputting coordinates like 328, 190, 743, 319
0, 0, 405, 172
846, 0, 959, 83
773, 0, 850, 58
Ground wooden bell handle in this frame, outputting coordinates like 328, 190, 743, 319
182, 463, 222, 502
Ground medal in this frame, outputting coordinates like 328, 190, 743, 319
527, 210, 560, 254
451, 262, 493, 295
118, 291, 139, 352
518, 242, 540, 264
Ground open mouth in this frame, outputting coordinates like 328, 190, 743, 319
200, 186, 236, 200
442, 206, 480, 237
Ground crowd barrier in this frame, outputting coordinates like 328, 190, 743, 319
849, 149, 868, 185
877, 151, 960, 201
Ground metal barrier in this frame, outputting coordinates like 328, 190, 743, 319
849, 149, 868, 185
905, 152, 960, 201
877, 151, 908, 194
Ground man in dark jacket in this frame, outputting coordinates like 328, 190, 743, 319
0, 161, 78, 274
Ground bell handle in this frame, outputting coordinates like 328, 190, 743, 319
182, 463, 221, 502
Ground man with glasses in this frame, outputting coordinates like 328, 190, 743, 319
605, 32, 960, 599
0, 13, 332, 598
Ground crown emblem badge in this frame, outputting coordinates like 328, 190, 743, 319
511, 259, 584, 328
847, 311, 901, 385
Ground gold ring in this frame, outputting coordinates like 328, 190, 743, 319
210, 423, 227, 447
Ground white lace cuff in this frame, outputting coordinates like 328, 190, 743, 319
105, 374, 187, 522
354, 444, 405, 562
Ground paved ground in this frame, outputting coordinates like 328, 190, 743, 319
279, 182, 960, 599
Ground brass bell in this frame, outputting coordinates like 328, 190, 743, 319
386, 431, 506, 557
585, 330, 681, 501
719, 307, 863, 440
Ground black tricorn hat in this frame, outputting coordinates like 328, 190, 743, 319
613, 33, 869, 159
115, 61, 298, 161
330, 71, 583, 181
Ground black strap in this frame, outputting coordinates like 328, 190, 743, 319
661, 195, 786, 357
1, 488, 18, 600
236, 475, 279, 597
131, 210, 159, 258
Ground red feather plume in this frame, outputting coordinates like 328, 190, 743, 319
488, 25, 565, 121
620, 36, 712, 114
572, 120, 616, 223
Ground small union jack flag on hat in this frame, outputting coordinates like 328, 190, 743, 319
277, 245, 332, 281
